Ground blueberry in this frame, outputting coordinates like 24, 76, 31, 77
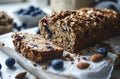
51, 59, 63, 70
46, 45, 54, 50
28, 5, 35, 11
97, 47, 108, 57
0, 64, 2, 69
16, 26, 22, 31
22, 10, 30, 15
21, 22, 27, 28
13, 23, 18, 28
5, 57, 15, 68
16, 9, 24, 14
36, 28, 40, 34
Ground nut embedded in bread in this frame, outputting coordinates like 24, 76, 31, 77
12, 32, 63, 62
39, 8, 120, 53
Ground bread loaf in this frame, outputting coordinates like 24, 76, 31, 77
39, 8, 120, 53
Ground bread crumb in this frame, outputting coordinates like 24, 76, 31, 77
41, 65, 47, 70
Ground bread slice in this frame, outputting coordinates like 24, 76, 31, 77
12, 32, 63, 62
39, 8, 120, 53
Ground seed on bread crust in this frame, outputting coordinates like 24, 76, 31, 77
77, 62, 90, 69
90, 54, 104, 62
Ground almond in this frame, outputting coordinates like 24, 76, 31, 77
77, 62, 90, 69
90, 54, 104, 62
15, 72, 27, 79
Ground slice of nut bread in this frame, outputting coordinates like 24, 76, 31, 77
12, 32, 63, 62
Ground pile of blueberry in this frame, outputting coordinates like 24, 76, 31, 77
16, 5, 45, 16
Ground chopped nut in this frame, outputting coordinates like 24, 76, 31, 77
65, 57, 74, 61
15, 72, 27, 79
62, 54, 74, 61
73, 53, 77, 57
82, 56, 87, 60
41, 65, 47, 70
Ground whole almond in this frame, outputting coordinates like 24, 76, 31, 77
90, 54, 104, 62
77, 62, 90, 69
15, 72, 27, 79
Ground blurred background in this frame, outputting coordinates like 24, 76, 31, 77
0, 0, 120, 35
